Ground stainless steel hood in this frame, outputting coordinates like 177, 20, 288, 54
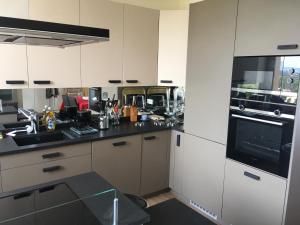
0, 16, 109, 47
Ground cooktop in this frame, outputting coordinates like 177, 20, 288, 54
0, 183, 104, 225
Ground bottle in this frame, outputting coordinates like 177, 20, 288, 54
41, 105, 48, 126
130, 96, 138, 122
46, 107, 56, 131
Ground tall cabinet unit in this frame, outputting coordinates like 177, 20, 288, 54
123, 5, 159, 86
0, 0, 29, 89
80, 0, 124, 87
235, 0, 300, 56
184, 0, 237, 145
27, 0, 82, 88
182, 134, 226, 218
158, 10, 189, 87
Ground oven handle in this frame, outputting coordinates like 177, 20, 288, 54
232, 114, 283, 126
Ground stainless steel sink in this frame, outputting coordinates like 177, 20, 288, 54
13, 131, 72, 146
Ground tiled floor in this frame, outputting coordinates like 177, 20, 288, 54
146, 192, 175, 207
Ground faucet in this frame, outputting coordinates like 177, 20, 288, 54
18, 108, 39, 134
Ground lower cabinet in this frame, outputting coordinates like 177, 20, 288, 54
92, 135, 142, 195
182, 133, 226, 218
169, 130, 184, 195
2, 155, 91, 192
222, 159, 287, 225
140, 131, 171, 196
0, 143, 92, 192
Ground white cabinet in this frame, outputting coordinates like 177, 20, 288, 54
158, 10, 188, 87
27, 0, 81, 88
184, 0, 237, 144
182, 134, 226, 218
0, 0, 28, 89
169, 130, 184, 196
80, 0, 124, 87
235, 0, 300, 56
123, 5, 159, 86
222, 159, 286, 225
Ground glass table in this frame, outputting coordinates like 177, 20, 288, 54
0, 183, 119, 225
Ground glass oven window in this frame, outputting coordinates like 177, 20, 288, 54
235, 119, 282, 163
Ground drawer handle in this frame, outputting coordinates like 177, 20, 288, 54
39, 185, 56, 193
126, 80, 138, 84
160, 80, 173, 84
43, 165, 63, 173
244, 171, 260, 181
176, 135, 181, 147
34, 80, 51, 85
13, 191, 32, 200
6, 80, 25, 85
42, 152, 62, 159
144, 136, 156, 141
112, 141, 127, 147
277, 44, 298, 50
108, 80, 122, 84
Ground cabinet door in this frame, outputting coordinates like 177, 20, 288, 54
0, 0, 28, 89
222, 159, 286, 225
235, 0, 300, 56
169, 130, 184, 195
123, 5, 159, 86
184, 0, 237, 144
80, 0, 124, 87
27, 0, 81, 88
92, 135, 142, 195
158, 10, 188, 87
182, 134, 226, 217
140, 131, 171, 196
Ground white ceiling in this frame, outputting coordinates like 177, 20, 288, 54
110, 0, 190, 10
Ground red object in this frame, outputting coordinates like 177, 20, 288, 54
76, 96, 89, 111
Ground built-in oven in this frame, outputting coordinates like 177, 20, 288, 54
227, 55, 300, 178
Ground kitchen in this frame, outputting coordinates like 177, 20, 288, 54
0, 0, 299, 225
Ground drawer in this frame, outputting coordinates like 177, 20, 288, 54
0, 142, 91, 170
2, 154, 91, 192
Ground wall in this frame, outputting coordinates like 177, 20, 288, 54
110, 0, 189, 9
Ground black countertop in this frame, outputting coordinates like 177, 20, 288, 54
0, 122, 184, 156
0, 172, 150, 225
0, 106, 18, 115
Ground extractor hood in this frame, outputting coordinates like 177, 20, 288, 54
0, 16, 109, 47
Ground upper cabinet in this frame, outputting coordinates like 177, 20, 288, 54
123, 5, 159, 86
184, 0, 238, 144
0, 0, 29, 89
80, 0, 124, 87
235, 0, 300, 56
158, 10, 188, 87
27, 0, 81, 88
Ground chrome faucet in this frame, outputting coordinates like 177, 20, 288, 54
18, 108, 39, 134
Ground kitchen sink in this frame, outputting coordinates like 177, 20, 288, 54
3, 121, 30, 129
13, 131, 72, 146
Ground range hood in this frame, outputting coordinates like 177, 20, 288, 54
0, 16, 109, 47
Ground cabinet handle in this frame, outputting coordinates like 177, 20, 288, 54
160, 80, 173, 84
34, 80, 51, 85
13, 192, 32, 200
108, 80, 122, 84
6, 80, 25, 85
42, 152, 62, 159
39, 185, 56, 193
126, 80, 138, 84
244, 171, 260, 181
176, 135, 181, 147
43, 165, 63, 173
144, 136, 156, 141
277, 44, 298, 50
112, 141, 127, 147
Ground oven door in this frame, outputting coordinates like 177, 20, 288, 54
227, 111, 293, 178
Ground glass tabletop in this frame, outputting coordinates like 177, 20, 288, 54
0, 183, 118, 225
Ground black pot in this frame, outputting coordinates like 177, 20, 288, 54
76, 110, 92, 127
